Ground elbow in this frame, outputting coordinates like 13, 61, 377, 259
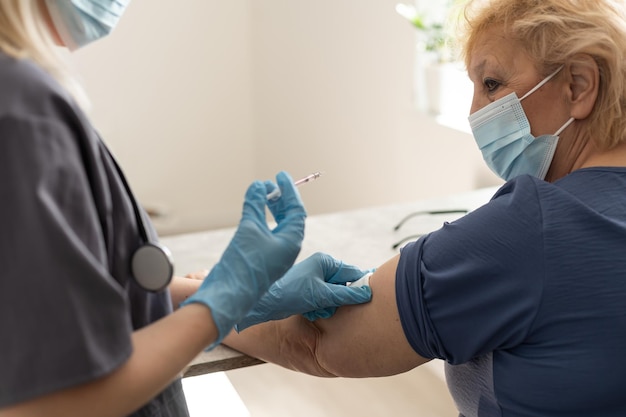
276, 318, 338, 378
313, 337, 360, 378
310, 322, 368, 378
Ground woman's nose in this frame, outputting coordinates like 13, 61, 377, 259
470, 95, 484, 115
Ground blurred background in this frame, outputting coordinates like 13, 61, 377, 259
72, 0, 501, 236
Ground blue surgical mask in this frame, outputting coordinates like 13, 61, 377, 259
468, 66, 575, 181
45, 0, 130, 50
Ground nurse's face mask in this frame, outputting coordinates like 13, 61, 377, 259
44, 0, 131, 50
468, 66, 575, 181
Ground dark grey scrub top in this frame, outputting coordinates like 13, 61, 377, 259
0, 52, 189, 416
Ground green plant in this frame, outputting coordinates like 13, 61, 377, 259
396, 2, 458, 63
412, 19, 447, 54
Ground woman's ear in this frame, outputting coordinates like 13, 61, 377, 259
566, 54, 599, 120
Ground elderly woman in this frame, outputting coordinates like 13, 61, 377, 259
224, 0, 626, 415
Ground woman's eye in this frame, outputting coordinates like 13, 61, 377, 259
483, 78, 500, 92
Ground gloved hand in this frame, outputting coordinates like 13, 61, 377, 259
181, 171, 306, 347
235, 252, 373, 332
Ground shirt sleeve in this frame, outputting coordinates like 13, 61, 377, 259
0, 114, 133, 406
395, 177, 545, 365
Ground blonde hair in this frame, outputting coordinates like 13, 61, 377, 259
458, 0, 626, 149
0, 0, 88, 109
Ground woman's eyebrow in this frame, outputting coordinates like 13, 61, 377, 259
469, 60, 487, 81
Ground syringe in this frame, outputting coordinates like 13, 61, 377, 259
266, 171, 323, 200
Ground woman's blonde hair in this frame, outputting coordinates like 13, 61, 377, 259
458, 0, 626, 149
0, 0, 88, 108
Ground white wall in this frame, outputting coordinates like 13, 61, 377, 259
73, 1, 256, 233
73, 0, 499, 235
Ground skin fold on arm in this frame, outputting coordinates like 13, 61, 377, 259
223, 254, 430, 378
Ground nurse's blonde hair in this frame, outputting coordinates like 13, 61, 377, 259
0, 0, 88, 108
458, 0, 626, 149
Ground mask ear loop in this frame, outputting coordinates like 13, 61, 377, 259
554, 117, 575, 136
521, 65, 564, 101
519, 65, 574, 137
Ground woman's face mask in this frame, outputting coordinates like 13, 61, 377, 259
468, 66, 574, 181
44, 0, 130, 50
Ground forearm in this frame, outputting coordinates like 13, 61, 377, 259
1, 304, 215, 417
224, 316, 337, 377
224, 304, 404, 378
224, 254, 428, 378
169, 275, 203, 308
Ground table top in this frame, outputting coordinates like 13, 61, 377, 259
162, 186, 499, 377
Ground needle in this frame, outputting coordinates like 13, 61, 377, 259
266, 171, 323, 200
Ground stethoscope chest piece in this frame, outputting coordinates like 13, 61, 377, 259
131, 243, 174, 292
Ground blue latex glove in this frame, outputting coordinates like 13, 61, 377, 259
235, 252, 373, 332
181, 171, 306, 347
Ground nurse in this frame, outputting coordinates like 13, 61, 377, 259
0, 1, 371, 416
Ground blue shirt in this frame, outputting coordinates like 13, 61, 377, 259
396, 170, 626, 416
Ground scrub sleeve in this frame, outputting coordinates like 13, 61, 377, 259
0, 52, 188, 416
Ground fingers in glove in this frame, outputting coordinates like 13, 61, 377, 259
241, 180, 270, 225
303, 284, 373, 322
325, 284, 373, 306
268, 172, 307, 241
303, 307, 336, 321
312, 252, 371, 284
267, 171, 307, 224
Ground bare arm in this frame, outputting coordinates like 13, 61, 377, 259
169, 274, 205, 308
223, 254, 429, 378
0, 304, 214, 417
4, 271, 213, 416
